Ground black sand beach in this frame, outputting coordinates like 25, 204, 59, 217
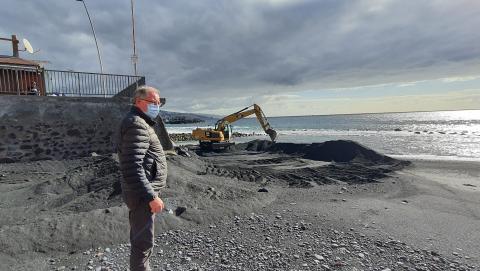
0, 140, 479, 270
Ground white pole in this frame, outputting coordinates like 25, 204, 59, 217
78, 0, 106, 97
130, 0, 138, 77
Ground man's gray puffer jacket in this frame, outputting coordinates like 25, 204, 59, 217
117, 107, 167, 202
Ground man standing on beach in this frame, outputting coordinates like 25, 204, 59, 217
117, 86, 167, 271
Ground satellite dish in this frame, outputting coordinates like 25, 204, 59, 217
23, 38, 34, 54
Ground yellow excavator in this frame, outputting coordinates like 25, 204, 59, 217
192, 104, 277, 150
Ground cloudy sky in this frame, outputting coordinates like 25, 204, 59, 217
1, 0, 479, 116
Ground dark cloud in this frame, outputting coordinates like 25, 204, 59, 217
1, 0, 479, 112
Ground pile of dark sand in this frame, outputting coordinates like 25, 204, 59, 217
232, 139, 404, 165
197, 140, 410, 188
0, 157, 124, 266
0, 152, 275, 269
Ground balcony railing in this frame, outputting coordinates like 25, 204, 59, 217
0, 65, 145, 97
44, 69, 145, 97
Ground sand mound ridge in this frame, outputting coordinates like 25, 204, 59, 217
197, 140, 410, 188
233, 139, 402, 164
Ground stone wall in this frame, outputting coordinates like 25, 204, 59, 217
0, 95, 173, 163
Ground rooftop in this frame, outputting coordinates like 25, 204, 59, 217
0, 56, 40, 67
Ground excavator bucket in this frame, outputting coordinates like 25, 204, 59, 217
266, 128, 277, 142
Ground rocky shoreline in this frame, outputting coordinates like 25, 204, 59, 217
47, 211, 478, 271
169, 132, 257, 142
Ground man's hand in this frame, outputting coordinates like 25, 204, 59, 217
149, 197, 164, 213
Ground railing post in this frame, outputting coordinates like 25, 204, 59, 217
77, 73, 81, 96
15, 70, 20, 95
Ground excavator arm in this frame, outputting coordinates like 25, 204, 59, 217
215, 104, 277, 142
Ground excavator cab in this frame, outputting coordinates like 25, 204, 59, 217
216, 122, 232, 141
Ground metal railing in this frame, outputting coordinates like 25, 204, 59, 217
0, 66, 144, 97
44, 69, 144, 97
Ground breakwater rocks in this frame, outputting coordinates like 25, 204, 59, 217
164, 117, 204, 124
169, 133, 196, 142
169, 132, 255, 142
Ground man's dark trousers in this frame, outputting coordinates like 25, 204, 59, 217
126, 195, 155, 271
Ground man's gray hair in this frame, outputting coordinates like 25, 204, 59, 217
133, 85, 159, 103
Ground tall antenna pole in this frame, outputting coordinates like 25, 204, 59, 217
130, 0, 138, 76
77, 0, 106, 97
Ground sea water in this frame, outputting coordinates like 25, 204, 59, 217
166, 110, 480, 160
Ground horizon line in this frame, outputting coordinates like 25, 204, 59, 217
167, 108, 480, 119
270, 108, 480, 118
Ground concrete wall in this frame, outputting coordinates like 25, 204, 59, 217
0, 95, 173, 163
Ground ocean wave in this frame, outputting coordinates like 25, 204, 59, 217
390, 154, 480, 162
276, 129, 479, 138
